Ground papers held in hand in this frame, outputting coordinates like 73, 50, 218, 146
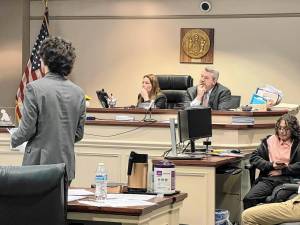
7, 128, 27, 152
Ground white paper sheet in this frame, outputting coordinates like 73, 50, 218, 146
68, 189, 94, 196
78, 198, 155, 207
68, 195, 87, 202
7, 128, 27, 152
107, 194, 155, 201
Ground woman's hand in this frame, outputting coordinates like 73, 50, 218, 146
140, 88, 149, 101
273, 162, 287, 170
269, 170, 282, 176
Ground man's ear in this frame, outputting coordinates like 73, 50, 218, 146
212, 79, 217, 86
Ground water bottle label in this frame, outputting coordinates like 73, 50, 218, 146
96, 175, 107, 181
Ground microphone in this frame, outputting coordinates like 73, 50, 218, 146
143, 100, 156, 122
146, 100, 155, 111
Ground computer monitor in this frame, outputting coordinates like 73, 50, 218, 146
178, 107, 212, 153
96, 89, 109, 108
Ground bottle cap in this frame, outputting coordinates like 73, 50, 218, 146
154, 160, 175, 168
98, 162, 104, 166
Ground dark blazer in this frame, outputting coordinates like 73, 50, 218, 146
184, 83, 232, 110
137, 92, 167, 109
11, 73, 86, 181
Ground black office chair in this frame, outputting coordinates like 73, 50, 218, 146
274, 184, 300, 225
156, 75, 193, 109
246, 164, 298, 203
245, 166, 300, 225
228, 95, 241, 109
0, 163, 67, 225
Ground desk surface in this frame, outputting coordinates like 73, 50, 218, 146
68, 191, 187, 216
1, 108, 287, 133
87, 107, 288, 116
154, 155, 244, 167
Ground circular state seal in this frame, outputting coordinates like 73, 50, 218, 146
182, 29, 210, 59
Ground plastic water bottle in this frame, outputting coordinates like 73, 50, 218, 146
95, 163, 107, 201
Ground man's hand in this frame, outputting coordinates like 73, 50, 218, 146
140, 88, 149, 101
196, 85, 206, 100
269, 170, 282, 176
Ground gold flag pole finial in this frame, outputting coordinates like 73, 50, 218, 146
43, 0, 48, 8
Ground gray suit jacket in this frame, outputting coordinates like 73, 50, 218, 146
184, 83, 232, 110
11, 73, 86, 181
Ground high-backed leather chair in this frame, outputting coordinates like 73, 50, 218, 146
0, 163, 67, 225
228, 95, 241, 109
156, 75, 193, 109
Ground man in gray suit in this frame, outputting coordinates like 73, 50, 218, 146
11, 36, 86, 182
185, 67, 232, 110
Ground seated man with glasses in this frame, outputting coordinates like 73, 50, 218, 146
243, 113, 300, 209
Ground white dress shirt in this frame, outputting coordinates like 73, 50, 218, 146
190, 88, 212, 107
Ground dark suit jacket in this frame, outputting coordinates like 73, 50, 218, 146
137, 92, 167, 109
184, 83, 232, 110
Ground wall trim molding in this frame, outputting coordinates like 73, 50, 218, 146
0, 137, 259, 152
30, 13, 300, 21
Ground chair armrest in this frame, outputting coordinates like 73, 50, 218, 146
281, 183, 299, 191
245, 164, 256, 187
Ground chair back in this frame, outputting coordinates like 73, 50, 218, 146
156, 75, 193, 109
0, 163, 67, 225
228, 95, 241, 109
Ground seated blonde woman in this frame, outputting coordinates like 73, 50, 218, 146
137, 74, 167, 109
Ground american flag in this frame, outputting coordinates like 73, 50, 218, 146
15, 7, 49, 120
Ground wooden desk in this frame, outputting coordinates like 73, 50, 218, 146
0, 108, 293, 224
68, 192, 187, 225
153, 155, 248, 225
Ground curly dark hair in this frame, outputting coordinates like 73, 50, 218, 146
275, 113, 300, 141
39, 36, 76, 76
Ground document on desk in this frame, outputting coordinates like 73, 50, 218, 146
79, 199, 156, 207
68, 195, 87, 202
68, 189, 94, 202
107, 193, 155, 201
78, 194, 156, 207
68, 189, 94, 196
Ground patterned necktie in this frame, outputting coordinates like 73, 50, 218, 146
202, 92, 209, 107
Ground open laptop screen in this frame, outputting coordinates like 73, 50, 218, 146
250, 94, 267, 104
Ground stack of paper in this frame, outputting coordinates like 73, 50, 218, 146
271, 103, 300, 113
232, 116, 255, 125
78, 194, 156, 207
68, 189, 94, 202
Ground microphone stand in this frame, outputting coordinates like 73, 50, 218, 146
203, 137, 211, 155
143, 107, 157, 122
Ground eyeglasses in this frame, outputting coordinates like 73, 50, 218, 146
276, 126, 290, 132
